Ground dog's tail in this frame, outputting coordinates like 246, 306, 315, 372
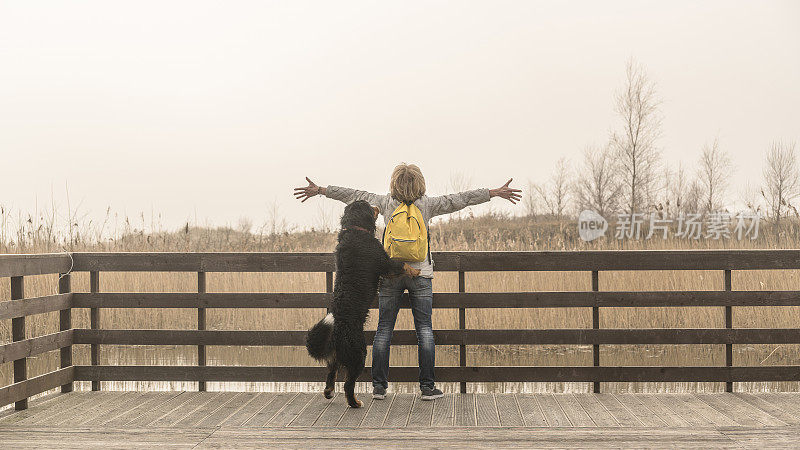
305, 313, 334, 362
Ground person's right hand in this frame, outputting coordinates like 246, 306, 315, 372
489, 178, 522, 204
294, 177, 325, 202
403, 263, 421, 277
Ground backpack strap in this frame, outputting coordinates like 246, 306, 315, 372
408, 200, 431, 264
412, 200, 430, 264
427, 230, 431, 264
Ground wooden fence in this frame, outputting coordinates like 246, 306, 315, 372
2, 250, 800, 410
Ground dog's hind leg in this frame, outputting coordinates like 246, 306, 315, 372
324, 362, 337, 399
334, 326, 366, 408
340, 343, 366, 408
343, 359, 364, 408
336, 342, 365, 407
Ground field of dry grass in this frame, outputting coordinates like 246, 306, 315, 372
2, 214, 799, 394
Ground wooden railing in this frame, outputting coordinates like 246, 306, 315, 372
2, 250, 800, 410
0, 254, 74, 410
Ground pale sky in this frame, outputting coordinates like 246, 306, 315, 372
1, 1, 798, 235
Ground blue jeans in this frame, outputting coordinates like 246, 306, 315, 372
372, 276, 435, 390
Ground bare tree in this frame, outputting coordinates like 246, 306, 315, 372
315, 202, 340, 233
448, 171, 474, 193
535, 158, 572, 218
237, 216, 253, 234
533, 182, 555, 216
667, 163, 692, 217
740, 182, 764, 216
656, 163, 672, 214
683, 179, 703, 215
611, 58, 662, 215
448, 171, 474, 219
522, 180, 539, 217
647, 162, 675, 218
575, 145, 621, 217
552, 158, 572, 217
762, 140, 800, 223
265, 198, 288, 236
697, 137, 732, 213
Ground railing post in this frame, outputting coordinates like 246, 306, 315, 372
458, 271, 466, 394
724, 269, 733, 393
59, 273, 73, 393
90, 271, 100, 391
11, 276, 27, 410
326, 272, 333, 295
326, 272, 333, 314
198, 271, 207, 392
592, 270, 600, 394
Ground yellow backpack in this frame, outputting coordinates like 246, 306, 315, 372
383, 202, 429, 262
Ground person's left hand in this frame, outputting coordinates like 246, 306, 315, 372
490, 179, 522, 204
403, 263, 421, 277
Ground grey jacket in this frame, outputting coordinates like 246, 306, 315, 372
325, 185, 491, 277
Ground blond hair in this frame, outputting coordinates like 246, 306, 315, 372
390, 163, 426, 203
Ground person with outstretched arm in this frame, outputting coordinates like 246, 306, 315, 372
294, 163, 521, 400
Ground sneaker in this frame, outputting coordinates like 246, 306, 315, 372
372, 386, 387, 400
420, 387, 444, 401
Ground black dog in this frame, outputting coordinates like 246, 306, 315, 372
305, 200, 419, 408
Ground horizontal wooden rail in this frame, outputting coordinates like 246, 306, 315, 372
438, 250, 800, 271
73, 328, 800, 346
73, 292, 332, 309
73, 365, 800, 383
72, 291, 800, 309
0, 293, 72, 320
70, 250, 800, 272
0, 367, 74, 408
71, 252, 336, 272
0, 330, 74, 364
0, 254, 73, 277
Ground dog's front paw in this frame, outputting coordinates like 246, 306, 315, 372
324, 388, 334, 399
348, 398, 363, 408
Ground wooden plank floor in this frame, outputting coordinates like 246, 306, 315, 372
1, 392, 800, 448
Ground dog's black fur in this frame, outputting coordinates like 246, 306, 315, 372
305, 200, 410, 408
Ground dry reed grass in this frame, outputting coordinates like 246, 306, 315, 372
1, 214, 799, 393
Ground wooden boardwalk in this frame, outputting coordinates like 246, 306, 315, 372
1, 392, 800, 447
